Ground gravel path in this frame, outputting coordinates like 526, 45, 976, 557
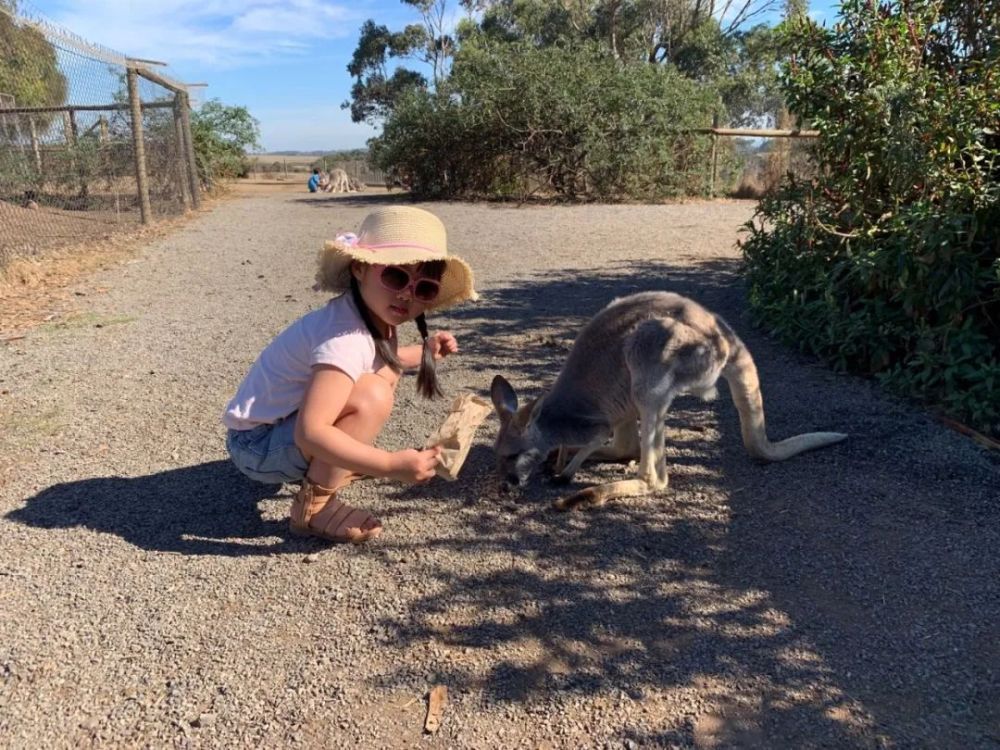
1, 190, 997, 749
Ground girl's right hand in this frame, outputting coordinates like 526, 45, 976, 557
388, 446, 441, 483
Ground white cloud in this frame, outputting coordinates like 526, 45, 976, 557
233, 3, 352, 35
39, 0, 360, 68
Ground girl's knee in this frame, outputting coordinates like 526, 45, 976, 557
350, 373, 395, 423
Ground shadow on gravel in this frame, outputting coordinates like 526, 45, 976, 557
446, 257, 745, 391
8, 460, 298, 556
290, 192, 416, 209
372, 260, 1000, 748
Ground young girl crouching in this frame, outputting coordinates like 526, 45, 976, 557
222, 206, 477, 543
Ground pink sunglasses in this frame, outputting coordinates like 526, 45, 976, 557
376, 264, 442, 302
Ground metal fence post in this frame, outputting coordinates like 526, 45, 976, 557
126, 67, 152, 224
178, 91, 201, 208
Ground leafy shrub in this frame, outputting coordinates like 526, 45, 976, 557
370, 41, 720, 201
742, 0, 1000, 435
190, 99, 261, 184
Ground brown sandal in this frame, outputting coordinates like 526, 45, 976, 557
290, 479, 382, 544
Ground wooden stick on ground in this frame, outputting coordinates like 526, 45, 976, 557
424, 685, 448, 734
937, 415, 1000, 453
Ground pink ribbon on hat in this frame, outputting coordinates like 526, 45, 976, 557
337, 232, 439, 255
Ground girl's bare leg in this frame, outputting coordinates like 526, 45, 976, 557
304, 368, 398, 488
293, 368, 399, 541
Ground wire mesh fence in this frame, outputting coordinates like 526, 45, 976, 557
245, 156, 389, 188
709, 132, 819, 199
0, 4, 200, 268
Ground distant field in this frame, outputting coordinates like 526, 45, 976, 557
254, 153, 321, 166
247, 154, 388, 185
249, 154, 319, 173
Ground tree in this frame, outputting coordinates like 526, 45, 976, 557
466, 0, 781, 65
344, 19, 431, 124
0, 4, 67, 111
403, 0, 457, 84
189, 99, 261, 183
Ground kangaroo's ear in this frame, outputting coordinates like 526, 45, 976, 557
490, 375, 518, 417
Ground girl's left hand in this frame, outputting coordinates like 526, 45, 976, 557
430, 331, 459, 360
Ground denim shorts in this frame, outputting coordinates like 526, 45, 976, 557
226, 414, 309, 484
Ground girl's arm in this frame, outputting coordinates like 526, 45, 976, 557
294, 366, 438, 482
397, 331, 459, 370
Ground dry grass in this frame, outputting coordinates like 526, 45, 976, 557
0, 207, 208, 338
254, 153, 322, 165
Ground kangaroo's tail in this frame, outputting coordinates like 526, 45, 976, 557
722, 342, 847, 462
553, 479, 649, 511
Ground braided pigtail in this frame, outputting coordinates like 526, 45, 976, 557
415, 313, 444, 398
350, 277, 403, 373
415, 313, 443, 399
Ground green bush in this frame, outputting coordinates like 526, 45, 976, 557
190, 99, 261, 184
370, 42, 720, 200
742, 0, 1000, 435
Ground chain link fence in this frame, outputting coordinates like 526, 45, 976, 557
0, 4, 200, 268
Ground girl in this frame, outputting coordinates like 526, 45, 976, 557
223, 206, 477, 544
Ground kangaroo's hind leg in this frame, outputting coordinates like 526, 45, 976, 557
590, 415, 640, 463
553, 415, 639, 474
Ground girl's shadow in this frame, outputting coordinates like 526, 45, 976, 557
7, 460, 299, 556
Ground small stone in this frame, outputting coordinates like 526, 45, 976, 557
304, 553, 320, 563
193, 713, 216, 728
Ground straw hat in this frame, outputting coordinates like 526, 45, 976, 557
316, 207, 477, 310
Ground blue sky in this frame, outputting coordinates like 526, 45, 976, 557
25, 0, 842, 152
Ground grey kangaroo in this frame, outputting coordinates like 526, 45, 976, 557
491, 291, 847, 510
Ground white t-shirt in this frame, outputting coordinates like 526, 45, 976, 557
222, 293, 389, 430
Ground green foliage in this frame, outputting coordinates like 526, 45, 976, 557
309, 148, 370, 170
344, 19, 429, 124
370, 41, 719, 200
190, 99, 261, 183
350, 0, 786, 199
0, 9, 67, 113
742, 0, 1000, 434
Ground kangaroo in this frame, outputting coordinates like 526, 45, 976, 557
326, 168, 350, 193
490, 291, 847, 510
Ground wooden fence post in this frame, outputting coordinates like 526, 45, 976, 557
127, 67, 152, 224
709, 115, 719, 197
173, 95, 191, 209
29, 117, 42, 175
67, 109, 91, 198
178, 91, 200, 208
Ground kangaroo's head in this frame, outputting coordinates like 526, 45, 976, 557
490, 375, 549, 489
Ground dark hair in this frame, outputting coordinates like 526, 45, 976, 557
349, 260, 447, 399
312, 167, 319, 174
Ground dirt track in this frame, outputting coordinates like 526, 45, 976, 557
1, 189, 997, 749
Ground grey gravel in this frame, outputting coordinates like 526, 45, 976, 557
1, 191, 998, 749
